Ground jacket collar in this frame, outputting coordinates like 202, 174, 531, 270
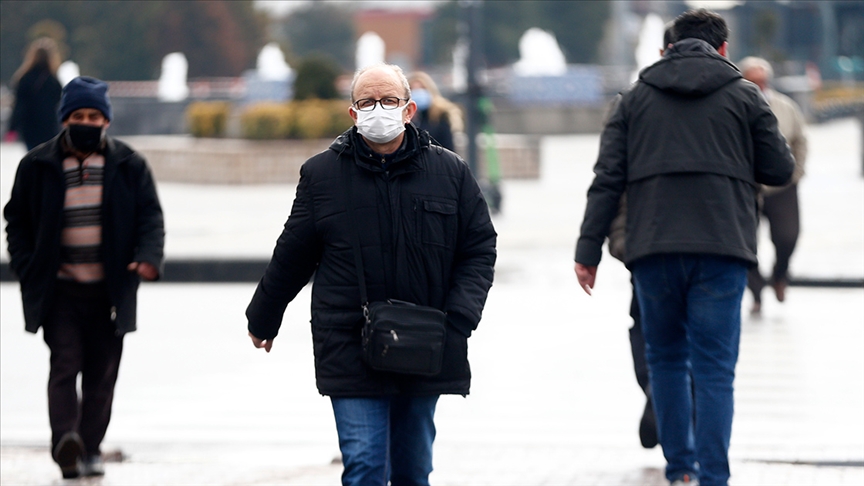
31, 131, 132, 168
330, 124, 431, 174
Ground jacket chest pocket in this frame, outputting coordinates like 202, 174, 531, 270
414, 198, 458, 247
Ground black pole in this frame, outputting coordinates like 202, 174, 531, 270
462, 0, 482, 176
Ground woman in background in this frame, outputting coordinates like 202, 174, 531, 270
9, 37, 63, 150
408, 71, 463, 152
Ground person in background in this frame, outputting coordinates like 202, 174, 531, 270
407, 71, 464, 152
738, 56, 808, 314
574, 9, 794, 486
4, 76, 165, 479
606, 21, 677, 451
8, 37, 63, 150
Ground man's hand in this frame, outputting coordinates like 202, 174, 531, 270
249, 331, 274, 353
127, 261, 159, 281
574, 263, 597, 296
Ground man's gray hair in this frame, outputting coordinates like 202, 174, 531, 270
738, 56, 774, 80
349, 63, 411, 103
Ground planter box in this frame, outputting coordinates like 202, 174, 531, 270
122, 134, 539, 185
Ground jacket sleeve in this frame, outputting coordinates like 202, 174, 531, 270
246, 164, 323, 340
749, 89, 795, 187
787, 98, 808, 184
444, 165, 497, 338
133, 157, 165, 277
575, 94, 629, 266
3, 157, 36, 279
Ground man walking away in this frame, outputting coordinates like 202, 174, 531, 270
574, 9, 794, 486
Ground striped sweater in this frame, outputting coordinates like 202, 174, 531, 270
57, 154, 104, 282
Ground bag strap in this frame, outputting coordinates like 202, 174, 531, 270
345, 168, 369, 310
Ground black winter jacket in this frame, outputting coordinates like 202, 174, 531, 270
246, 125, 497, 397
4, 131, 165, 335
9, 67, 62, 149
575, 39, 794, 268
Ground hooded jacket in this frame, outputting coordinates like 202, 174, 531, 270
4, 131, 165, 335
575, 38, 795, 268
246, 125, 496, 397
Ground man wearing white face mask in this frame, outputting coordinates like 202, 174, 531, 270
246, 63, 497, 486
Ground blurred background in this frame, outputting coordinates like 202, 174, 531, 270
1, 0, 862, 140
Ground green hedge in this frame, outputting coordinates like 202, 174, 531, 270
186, 99, 353, 140
186, 101, 230, 138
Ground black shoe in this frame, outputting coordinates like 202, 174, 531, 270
81, 454, 105, 477
53, 432, 84, 479
639, 397, 659, 449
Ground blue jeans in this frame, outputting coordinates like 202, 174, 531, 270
331, 395, 439, 486
632, 254, 747, 486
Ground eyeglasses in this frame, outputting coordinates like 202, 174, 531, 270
352, 97, 408, 112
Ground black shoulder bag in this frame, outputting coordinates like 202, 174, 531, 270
346, 171, 446, 376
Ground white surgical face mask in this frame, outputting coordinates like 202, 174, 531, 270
352, 104, 407, 144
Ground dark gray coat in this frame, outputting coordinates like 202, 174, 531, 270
246, 126, 497, 397
4, 132, 165, 335
576, 39, 795, 268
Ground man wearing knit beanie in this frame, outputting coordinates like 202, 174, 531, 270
4, 75, 165, 479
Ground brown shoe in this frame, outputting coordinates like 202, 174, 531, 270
750, 301, 762, 314
773, 280, 787, 302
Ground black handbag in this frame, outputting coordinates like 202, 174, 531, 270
346, 172, 447, 376
362, 300, 446, 376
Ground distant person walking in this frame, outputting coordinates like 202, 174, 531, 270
738, 56, 808, 314
408, 71, 463, 152
4, 76, 165, 480
606, 22, 677, 451
8, 37, 63, 150
574, 9, 794, 486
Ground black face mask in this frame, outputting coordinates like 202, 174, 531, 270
66, 124, 104, 153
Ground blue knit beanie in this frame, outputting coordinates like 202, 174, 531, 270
58, 76, 113, 122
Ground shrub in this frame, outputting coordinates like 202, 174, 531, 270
326, 99, 354, 135
293, 55, 342, 100
239, 99, 352, 140
186, 101, 230, 138
239, 103, 294, 139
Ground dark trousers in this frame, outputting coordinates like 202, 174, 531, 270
42, 280, 123, 458
748, 185, 800, 303
628, 282, 650, 397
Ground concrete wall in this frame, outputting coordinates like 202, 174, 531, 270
124, 134, 540, 185
489, 99, 608, 135
108, 98, 190, 136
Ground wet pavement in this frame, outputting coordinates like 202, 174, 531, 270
1, 118, 863, 485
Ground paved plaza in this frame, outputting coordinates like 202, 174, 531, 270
1, 118, 862, 485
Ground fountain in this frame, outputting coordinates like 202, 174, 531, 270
632, 13, 667, 82
509, 27, 601, 106
57, 60, 79, 86
257, 42, 292, 81
355, 32, 385, 70
158, 52, 189, 102
244, 43, 293, 103
513, 28, 567, 77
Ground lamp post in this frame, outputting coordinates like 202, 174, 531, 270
460, 0, 483, 176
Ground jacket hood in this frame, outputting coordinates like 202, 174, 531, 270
639, 38, 742, 97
